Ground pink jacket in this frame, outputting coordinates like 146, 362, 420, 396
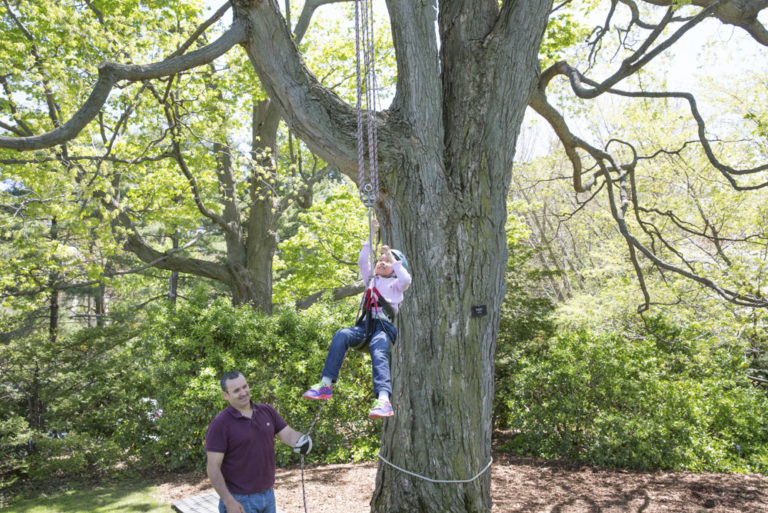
359, 241, 411, 313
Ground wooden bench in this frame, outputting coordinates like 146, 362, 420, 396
171, 492, 285, 513
172, 493, 220, 513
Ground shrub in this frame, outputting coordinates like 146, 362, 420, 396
0, 325, 152, 494
0, 416, 32, 493
126, 293, 379, 471
25, 432, 123, 483
502, 329, 768, 472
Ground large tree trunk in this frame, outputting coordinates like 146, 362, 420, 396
236, 0, 550, 510
245, 99, 282, 313
371, 7, 548, 510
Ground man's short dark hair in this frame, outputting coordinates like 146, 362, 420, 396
220, 371, 244, 392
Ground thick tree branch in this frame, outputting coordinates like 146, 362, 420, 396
118, 216, 232, 284
529, 89, 602, 192
293, 0, 352, 41
384, 0, 442, 139
0, 22, 247, 151
295, 281, 365, 310
641, 0, 768, 45
234, 0, 366, 176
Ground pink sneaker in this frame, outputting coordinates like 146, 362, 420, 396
302, 382, 332, 400
368, 399, 393, 419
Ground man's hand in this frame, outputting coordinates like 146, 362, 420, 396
224, 498, 245, 513
293, 433, 312, 455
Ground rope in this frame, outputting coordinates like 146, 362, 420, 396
302, 7, 379, 510
378, 453, 493, 484
355, 0, 378, 208
300, 398, 328, 513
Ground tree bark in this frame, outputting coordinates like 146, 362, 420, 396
169, 235, 179, 303
48, 217, 59, 343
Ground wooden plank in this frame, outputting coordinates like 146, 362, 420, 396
171, 492, 220, 513
171, 492, 285, 513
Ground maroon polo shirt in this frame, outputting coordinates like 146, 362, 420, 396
205, 402, 288, 494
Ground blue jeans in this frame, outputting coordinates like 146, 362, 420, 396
218, 489, 276, 513
322, 319, 397, 397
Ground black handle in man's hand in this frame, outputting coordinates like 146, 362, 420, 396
294, 433, 312, 455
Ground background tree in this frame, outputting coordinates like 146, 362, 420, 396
0, 0, 387, 313
2, 1, 768, 512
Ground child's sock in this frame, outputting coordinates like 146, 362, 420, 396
378, 392, 390, 402
321, 376, 332, 387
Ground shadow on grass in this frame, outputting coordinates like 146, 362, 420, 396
3, 480, 168, 513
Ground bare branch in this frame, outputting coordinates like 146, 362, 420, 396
529, 88, 606, 192
602, 161, 768, 308
578, 1, 726, 99
293, 0, 353, 41
541, 61, 768, 190
532, 60, 768, 310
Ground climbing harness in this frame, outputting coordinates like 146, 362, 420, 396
378, 453, 493, 484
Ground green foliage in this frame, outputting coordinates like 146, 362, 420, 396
25, 432, 123, 483
125, 290, 379, 471
0, 324, 153, 492
0, 326, 141, 434
539, 8, 592, 69
501, 326, 768, 472
0, 416, 32, 492
495, 210, 557, 428
1, 291, 382, 494
275, 181, 367, 305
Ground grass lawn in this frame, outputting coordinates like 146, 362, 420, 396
2, 480, 170, 513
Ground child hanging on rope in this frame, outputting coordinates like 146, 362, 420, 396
302, 219, 411, 419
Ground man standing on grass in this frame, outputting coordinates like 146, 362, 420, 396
206, 371, 312, 513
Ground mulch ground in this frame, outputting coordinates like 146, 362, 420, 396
155, 450, 768, 513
